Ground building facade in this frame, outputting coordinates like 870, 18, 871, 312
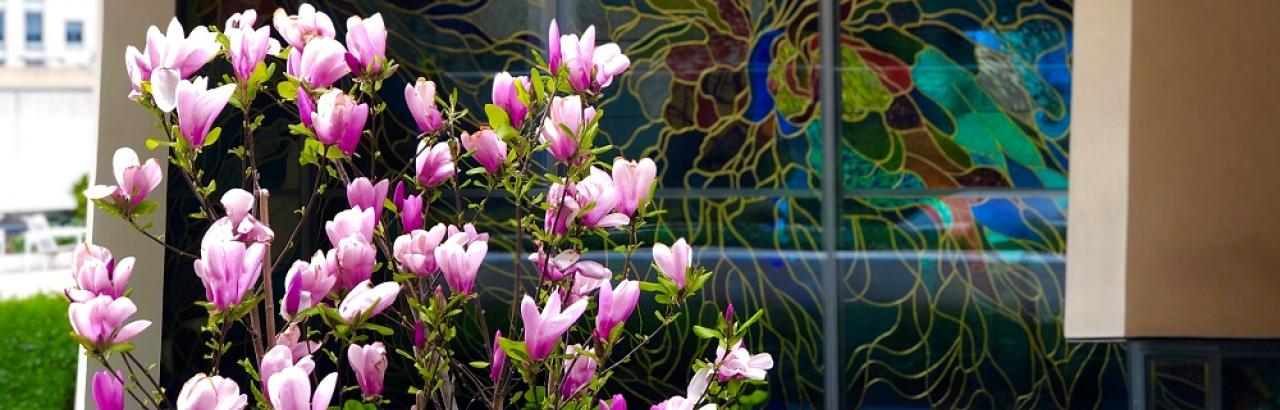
0, 0, 97, 214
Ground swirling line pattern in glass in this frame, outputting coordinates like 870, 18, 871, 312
167, 0, 1131, 407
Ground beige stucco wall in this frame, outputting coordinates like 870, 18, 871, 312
77, 0, 172, 409
1067, 0, 1280, 339
1064, 0, 1133, 339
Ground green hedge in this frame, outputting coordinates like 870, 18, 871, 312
0, 293, 77, 409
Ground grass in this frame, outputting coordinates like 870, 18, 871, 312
0, 293, 77, 409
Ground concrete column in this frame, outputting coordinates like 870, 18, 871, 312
77, 0, 173, 409
1066, 0, 1280, 339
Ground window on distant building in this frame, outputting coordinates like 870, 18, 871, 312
66, 21, 83, 46
25, 11, 42, 48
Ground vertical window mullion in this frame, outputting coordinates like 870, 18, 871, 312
818, 0, 842, 408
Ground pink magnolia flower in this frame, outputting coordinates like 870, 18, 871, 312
559, 26, 596, 92
392, 180, 406, 209
548, 20, 562, 74
125, 18, 220, 100
544, 182, 580, 236
415, 141, 455, 188
344, 14, 386, 77
568, 271, 606, 305
69, 295, 151, 350
591, 41, 630, 90
272, 4, 336, 51
528, 247, 578, 282
85, 148, 163, 211
715, 341, 774, 381
329, 236, 376, 290
225, 9, 278, 82
325, 206, 376, 245
434, 233, 487, 295
289, 38, 350, 89
176, 76, 236, 147
461, 129, 508, 175
177, 373, 248, 410
275, 323, 321, 361
650, 368, 714, 410
653, 238, 692, 289
521, 290, 587, 361
92, 371, 124, 410
260, 344, 316, 401
446, 223, 490, 244
267, 368, 337, 410
596, 280, 639, 341
201, 188, 276, 250
561, 345, 598, 397
528, 247, 609, 282
347, 342, 388, 398
492, 72, 531, 128
559, 25, 631, 93
401, 193, 424, 232
576, 167, 630, 228
297, 86, 315, 127
393, 224, 447, 277
540, 95, 595, 163
67, 244, 132, 302
151, 68, 181, 113
346, 177, 389, 218
338, 280, 401, 323
404, 78, 444, 134
312, 88, 367, 154
611, 157, 657, 217
490, 329, 506, 382
600, 394, 627, 410
194, 240, 265, 311
413, 321, 427, 349
281, 251, 337, 319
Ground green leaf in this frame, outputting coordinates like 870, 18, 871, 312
107, 342, 135, 354
740, 309, 765, 331
637, 281, 664, 293
299, 138, 323, 166
739, 388, 769, 405
484, 104, 511, 130
530, 69, 544, 101
132, 200, 159, 217
145, 138, 167, 150
497, 337, 532, 364
277, 81, 298, 101
203, 127, 222, 148
392, 272, 419, 283
363, 323, 395, 336
343, 399, 376, 410
692, 325, 721, 339
469, 361, 490, 369
324, 144, 346, 160
288, 122, 315, 139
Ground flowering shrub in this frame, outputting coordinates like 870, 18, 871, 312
76, 5, 772, 410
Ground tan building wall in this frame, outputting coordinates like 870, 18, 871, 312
77, 0, 170, 409
1067, 0, 1280, 339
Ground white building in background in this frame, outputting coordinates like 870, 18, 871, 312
0, 0, 98, 214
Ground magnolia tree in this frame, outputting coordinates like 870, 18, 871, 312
74, 5, 772, 410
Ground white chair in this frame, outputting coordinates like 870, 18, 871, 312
22, 214, 84, 272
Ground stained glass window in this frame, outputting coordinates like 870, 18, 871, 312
164, 1, 1126, 407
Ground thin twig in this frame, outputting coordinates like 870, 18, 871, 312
126, 218, 196, 259
603, 308, 677, 374
124, 351, 166, 407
